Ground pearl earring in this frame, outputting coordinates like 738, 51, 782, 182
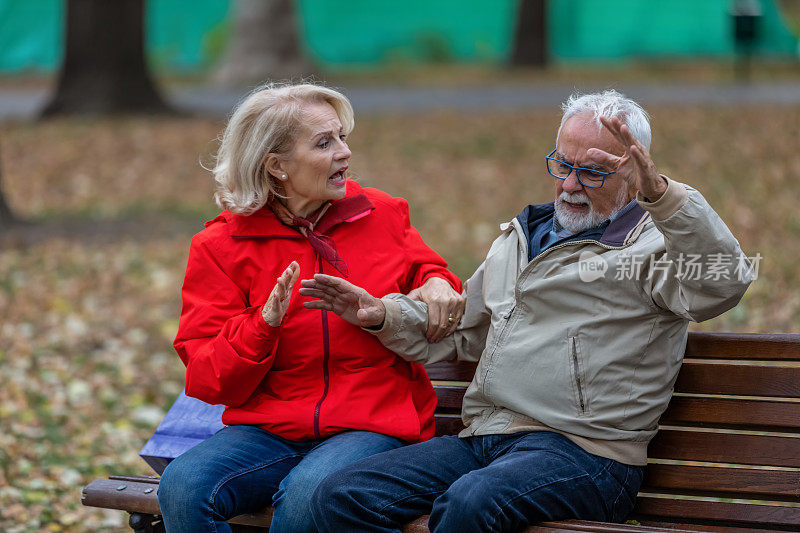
281, 174, 287, 180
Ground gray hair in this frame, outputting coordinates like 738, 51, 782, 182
558, 90, 651, 150
213, 82, 355, 215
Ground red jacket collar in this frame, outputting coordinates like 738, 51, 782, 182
216, 181, 375, 238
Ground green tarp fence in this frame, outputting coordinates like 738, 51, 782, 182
0, 0, 796, 73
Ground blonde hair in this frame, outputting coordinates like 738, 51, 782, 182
213, 82, 355, 214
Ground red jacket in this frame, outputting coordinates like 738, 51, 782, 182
174, 181, 461, 443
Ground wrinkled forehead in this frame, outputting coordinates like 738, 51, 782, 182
556, 113, 625, 160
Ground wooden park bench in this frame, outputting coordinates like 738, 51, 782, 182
82, 332, 800, 532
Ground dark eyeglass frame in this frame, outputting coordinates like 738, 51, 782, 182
545, 149, 616, 189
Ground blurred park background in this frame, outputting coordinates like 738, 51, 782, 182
1, 0, 799, 531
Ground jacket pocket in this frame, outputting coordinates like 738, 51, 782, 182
568, 335, 591, 417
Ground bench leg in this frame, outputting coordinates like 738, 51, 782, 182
128, 512, 165, 533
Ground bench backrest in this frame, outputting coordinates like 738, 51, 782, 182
424, 332, 800, 531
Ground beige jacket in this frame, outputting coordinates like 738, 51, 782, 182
371, 179, 753, 465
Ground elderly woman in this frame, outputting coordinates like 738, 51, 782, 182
157, 83, 464, 533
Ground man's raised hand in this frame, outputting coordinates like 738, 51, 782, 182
588, 115, 667, 202
300, 275, 386, 328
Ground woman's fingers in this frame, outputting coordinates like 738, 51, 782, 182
426, 301, 447, 342
434, 295, 465, 339
406, 287, 422, 301
263, 262, 301, 327
273, 261, 300, 303
412, 277, 465, 343
285, 262, 300, 292
443, 296, 466, 337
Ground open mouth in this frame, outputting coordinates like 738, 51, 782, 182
563, 200, 589, 210
329, 167, 347, 184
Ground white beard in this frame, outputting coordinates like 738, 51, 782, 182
554, 186, 629, 233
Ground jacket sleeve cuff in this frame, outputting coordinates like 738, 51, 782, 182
238, 309, 280, 361
637, 176, 688, 221
418, 271, 462, 292
363, 296, 403, 339
251, 309, 280, 335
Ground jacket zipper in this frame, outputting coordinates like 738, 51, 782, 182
481, 304, 516, 393
529, 238, 625, 265
313, 254, 331, 440
571, 337, 586, 414
479, 225, 629, 398
525, 233, 622, 415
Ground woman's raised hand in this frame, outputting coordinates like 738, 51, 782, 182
407, 277, 465, 343
262, 262, 301, 327
299, 275, 386, 328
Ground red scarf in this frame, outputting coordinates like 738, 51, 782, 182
269, 200, 350, 277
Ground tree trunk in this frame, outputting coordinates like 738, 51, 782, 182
213, 0, 313, 87
42, 0, 171, 117
0, 143, 17, 230
511, 0, 547, 67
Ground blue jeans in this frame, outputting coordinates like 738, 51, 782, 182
158, 425, 403, 533
311, 431, 644, 533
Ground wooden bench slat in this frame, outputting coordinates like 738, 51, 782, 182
228, 511, 272, 527
409, 516, 782, 532
434, 413, 465, 436
660, 396, 800, 430
634, 492, 800, 529
424, 361, 477, 381
434, 385, 467, 409
108, 474, 160, 484
530, 523, 700, 533
632, 522, 784, 533
406, 516, 761, 533
685, 333, 800, 361
643, 463, 800, 499
437, 390, 800, 430
534, 520, 779, 533
82, 478, 161, 516
82, 477, 272, 527
84, 476, 795, 533
675, 361, 800, 398
649, 428, 800, 468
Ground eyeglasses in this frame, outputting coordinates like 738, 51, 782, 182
545, 149, 615, 189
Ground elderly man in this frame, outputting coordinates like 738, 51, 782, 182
301, 90, 753, 532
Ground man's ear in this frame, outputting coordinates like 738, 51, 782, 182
625, 183, 636, 203
265, 155, 287, 181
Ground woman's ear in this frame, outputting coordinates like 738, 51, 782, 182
265, 155, 288, 181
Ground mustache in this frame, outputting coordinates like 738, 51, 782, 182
558, 192, 592, 207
